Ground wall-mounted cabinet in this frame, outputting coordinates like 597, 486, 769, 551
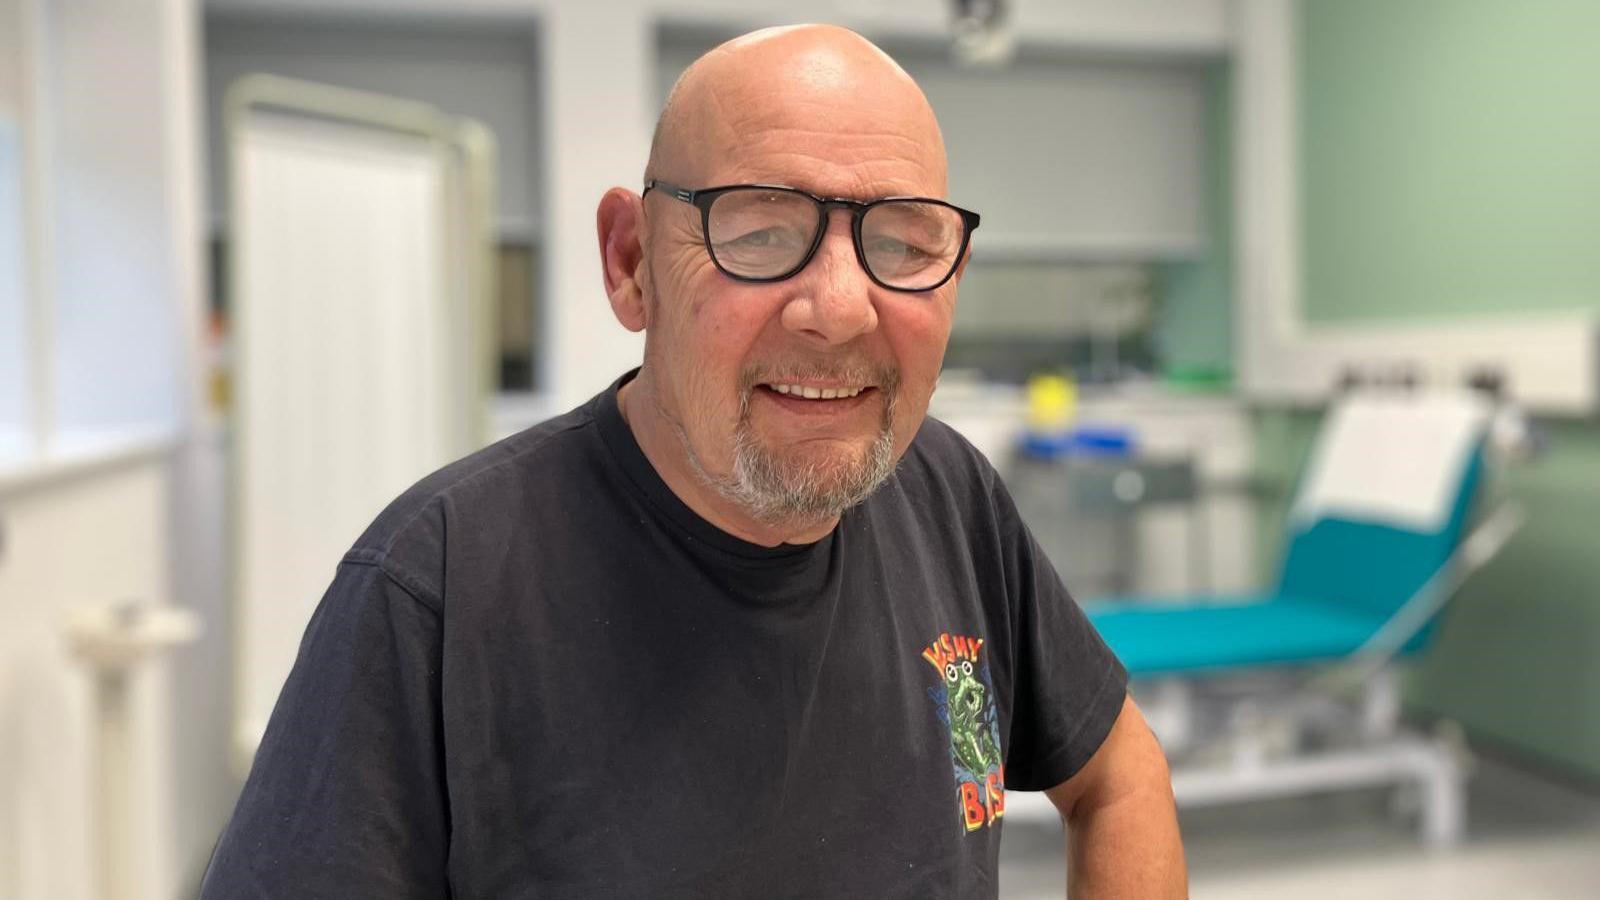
904, 53, 1212, 262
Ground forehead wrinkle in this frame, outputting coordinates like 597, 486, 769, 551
726, 87, 944, 151
705, 107, 947, 198
696, 77, 744, 163
742, 129, 943, 186
725, 159, 944, 203
743, 123, 936, 159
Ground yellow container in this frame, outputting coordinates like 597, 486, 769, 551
1025, 373, 1077, 433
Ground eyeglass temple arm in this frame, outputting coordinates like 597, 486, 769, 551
642, 179, 694, 203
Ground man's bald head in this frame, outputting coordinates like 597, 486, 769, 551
598, 24, 972, 543
646, 25, 948, 197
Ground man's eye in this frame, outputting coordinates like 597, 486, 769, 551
868, 237, 931, 260
726, 227, 801, 249
731, 229, 777, 247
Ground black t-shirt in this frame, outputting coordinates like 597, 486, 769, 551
202, 372, 1126, 899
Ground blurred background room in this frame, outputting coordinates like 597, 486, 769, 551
1, 0, 1597, 898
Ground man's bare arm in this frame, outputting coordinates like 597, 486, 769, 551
1044, 694, 1187, 899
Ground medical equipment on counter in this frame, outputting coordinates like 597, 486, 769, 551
931, 375, 1258, 597
1012, 387, 1526, 846
1011, 448, 1203, 599
1010, 374, 1212, 597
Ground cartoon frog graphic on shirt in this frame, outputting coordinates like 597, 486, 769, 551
922, 631, 1007, 832
942, 656, 1001, 776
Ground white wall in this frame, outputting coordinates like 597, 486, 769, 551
539, 3, 652, 408
44, 1, 186, 439
0, 1, 18, 119
0, 125, 26, 459
2, 2, 206, 899
0, 0, 34, 462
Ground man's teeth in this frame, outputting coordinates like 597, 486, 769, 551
768, 384, 866, 400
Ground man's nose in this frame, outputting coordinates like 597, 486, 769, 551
780, 213, 878, 345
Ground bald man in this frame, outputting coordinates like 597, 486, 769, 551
202, 25, 1185, 900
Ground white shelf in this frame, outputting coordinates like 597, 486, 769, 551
0, 426, 179, 499
1242, 311, 1600, 417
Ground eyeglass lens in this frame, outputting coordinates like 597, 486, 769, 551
705, 188, 965, 290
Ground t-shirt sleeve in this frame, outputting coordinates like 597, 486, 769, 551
200, 552, 448, 899
991, 476, 1129, 792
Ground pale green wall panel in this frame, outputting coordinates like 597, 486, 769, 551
1156, 63, 1234, 373
1299, 0, 1600, 324
1407, 422, 1600, 778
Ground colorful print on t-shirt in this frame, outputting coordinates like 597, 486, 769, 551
922, 632, 1006, 833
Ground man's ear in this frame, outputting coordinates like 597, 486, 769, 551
597, 187, 648, 332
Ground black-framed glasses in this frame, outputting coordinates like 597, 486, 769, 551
642, 180, 980, 292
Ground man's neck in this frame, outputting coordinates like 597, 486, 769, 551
616, 376, 839, 548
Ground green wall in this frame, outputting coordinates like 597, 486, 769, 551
1267, 0, 1600, 779
1155, 62, 1233, 373
1408, 420, 1600, 778
1300, 0, 1600, 323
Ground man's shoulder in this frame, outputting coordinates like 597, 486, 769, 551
347, 398, 602, 569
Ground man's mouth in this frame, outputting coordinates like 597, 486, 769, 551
760, 382, 872, 400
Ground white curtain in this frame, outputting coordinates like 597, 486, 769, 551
232, 95, 484, 760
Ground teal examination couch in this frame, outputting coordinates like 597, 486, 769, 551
1076, 388, 1524, 845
